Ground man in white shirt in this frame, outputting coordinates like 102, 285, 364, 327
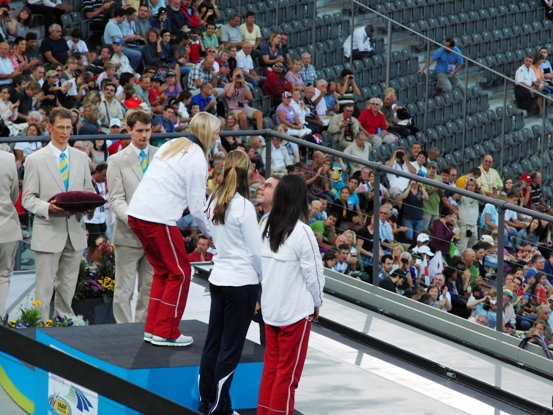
344, 132, 371, 175
343, 24, 376, 61
261, 137, 292, 172
235, 43, 265, 88
514, 55, 544, 116
313, 79, 329, 117
0, 42, 18, 85
385, 147, 417, 209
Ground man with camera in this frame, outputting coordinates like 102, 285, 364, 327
224, 68, 263, 131
343, 24, 376, 61
385, 148, 417, 210
328, 104, 361, 151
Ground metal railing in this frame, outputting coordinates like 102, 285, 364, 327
3, 127, 551, 332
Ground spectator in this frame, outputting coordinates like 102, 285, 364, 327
529, 171, 553, 215
220, 13, 246, 48
401, 180, 429, 243
531, 53, 553, 94
201, 22, 218, 49
480, 195, 517, 248
197, 0, 220, 26
98, 82, 124, 133
103, 8, 141, 71
153, 105, 176, 133
358, 98, 398, 147
544, 0, 553, 20
276, 91, 311, 137
336, 69, 361, 110
263, 62, 291, 106
285, 59, 306, 91
381, 88, 418, 138
333, 244, 351, 275
312, 79, 330, 116
121, 7, 146, 47
332, 177, 363, 231
40, 24, 70, 66
7, 7, 32, 41
303, 151, 334, 202
310, 212, 338, 248
299, 53, 316, 87
187, 55, 223, 95
83, 0, 112, 36
477, 155, 503, 197
261, 136, 292, 172
344, 132, 371, 175
515, 218, 541, 261
25, 32, 42, 65
385, 148, 417, 209
26, 0, 70, 33
540, 47, 553, 89
380, 270, 407, 293
190, 82, 217, 115
323, 80, 340, 116
13, 81, 42, 122
167, 0, 191, 35
418, 38, 464, 94
135, 4, 152, 38
279, 32, 293, 68
343, 24, 376, 60
133, 75, 152, 108
188, 234, 214, 262
422, 161, 442, 229
514, 54, 544, 117
454, 177, 480, 252
431, 206, 457, 259
236, 43, 265, 88
224, 68, 263, 131
240, 11, 261, 59
261, 33, 284, 71
328, 104, 360, 150
303, 86, 325, 133
179, 0, 203, 29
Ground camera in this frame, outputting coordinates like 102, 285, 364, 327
396, 151, 404, 158
347, 121, 354, 126
466, 229, 473, 238
2, 10, 9, 17
238, 102, 244, 108
468, 177, 475, 182
235, 74, 243, 79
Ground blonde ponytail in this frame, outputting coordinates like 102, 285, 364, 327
161, 112, 220, 160
210, 150, 252, 225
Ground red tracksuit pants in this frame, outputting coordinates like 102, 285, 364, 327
257, 318, 312, 415
129, 217, 191, 339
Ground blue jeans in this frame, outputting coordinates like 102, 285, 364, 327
122, 46, 142, 71
402, 217, 423, 242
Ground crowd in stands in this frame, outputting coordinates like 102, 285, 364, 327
1, 0, 553, 345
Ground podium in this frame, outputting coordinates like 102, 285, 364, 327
0, 320, 265, 414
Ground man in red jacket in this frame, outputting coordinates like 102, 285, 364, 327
188, 234, 213, 262
263, 62, 292, 106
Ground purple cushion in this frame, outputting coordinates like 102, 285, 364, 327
48, 191, 105, 213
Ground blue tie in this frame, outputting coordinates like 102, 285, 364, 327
59, 153, 68, 191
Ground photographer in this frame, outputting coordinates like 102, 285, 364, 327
336, 69, 361, 111
328, 104, 361, 151
385, 148, 417, 210
223, 68, 263, 131
401, 179, 429, 243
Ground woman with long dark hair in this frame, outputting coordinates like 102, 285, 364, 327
127, 112, 219, 347
198, 150, 262, 415
258, 174, 325, 415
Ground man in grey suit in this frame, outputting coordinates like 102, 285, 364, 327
0, 149, 22, 318
108, 111, 156, 324
22, 107, 95, 321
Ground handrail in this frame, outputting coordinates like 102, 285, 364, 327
351, 0, 553, 103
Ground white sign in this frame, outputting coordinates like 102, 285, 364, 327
48, 373, 99, 415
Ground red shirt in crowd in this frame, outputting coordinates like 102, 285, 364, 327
358, 108, 388, 134
188, 250, 214, 262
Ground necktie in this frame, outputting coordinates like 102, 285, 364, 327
140, 151, 148, 173
59, 153, 68, 191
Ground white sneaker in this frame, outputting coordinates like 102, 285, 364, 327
143, 332, 153, 342
232, 411, 241, 415
151, 334, 194, 347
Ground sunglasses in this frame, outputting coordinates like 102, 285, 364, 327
274, 65, 283, 68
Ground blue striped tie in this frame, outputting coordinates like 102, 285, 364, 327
59, 153, 68, 191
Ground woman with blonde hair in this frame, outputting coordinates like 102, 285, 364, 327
127, 112, 220, 347
199, 150, 261, 415
261, 32, 284, 70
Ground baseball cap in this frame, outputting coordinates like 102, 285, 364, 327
520, 173, 532, 183
480, 234, 494, 244
417, 233, 430, 243
282, 91, 292, 98
427, 161, 437, 169
109, 119, 121, 127
112, 38, 125, 45
417, 245, 434, 256
166, 71, 176, 77
151, 76, 161, 83
503, 289, 515, 299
